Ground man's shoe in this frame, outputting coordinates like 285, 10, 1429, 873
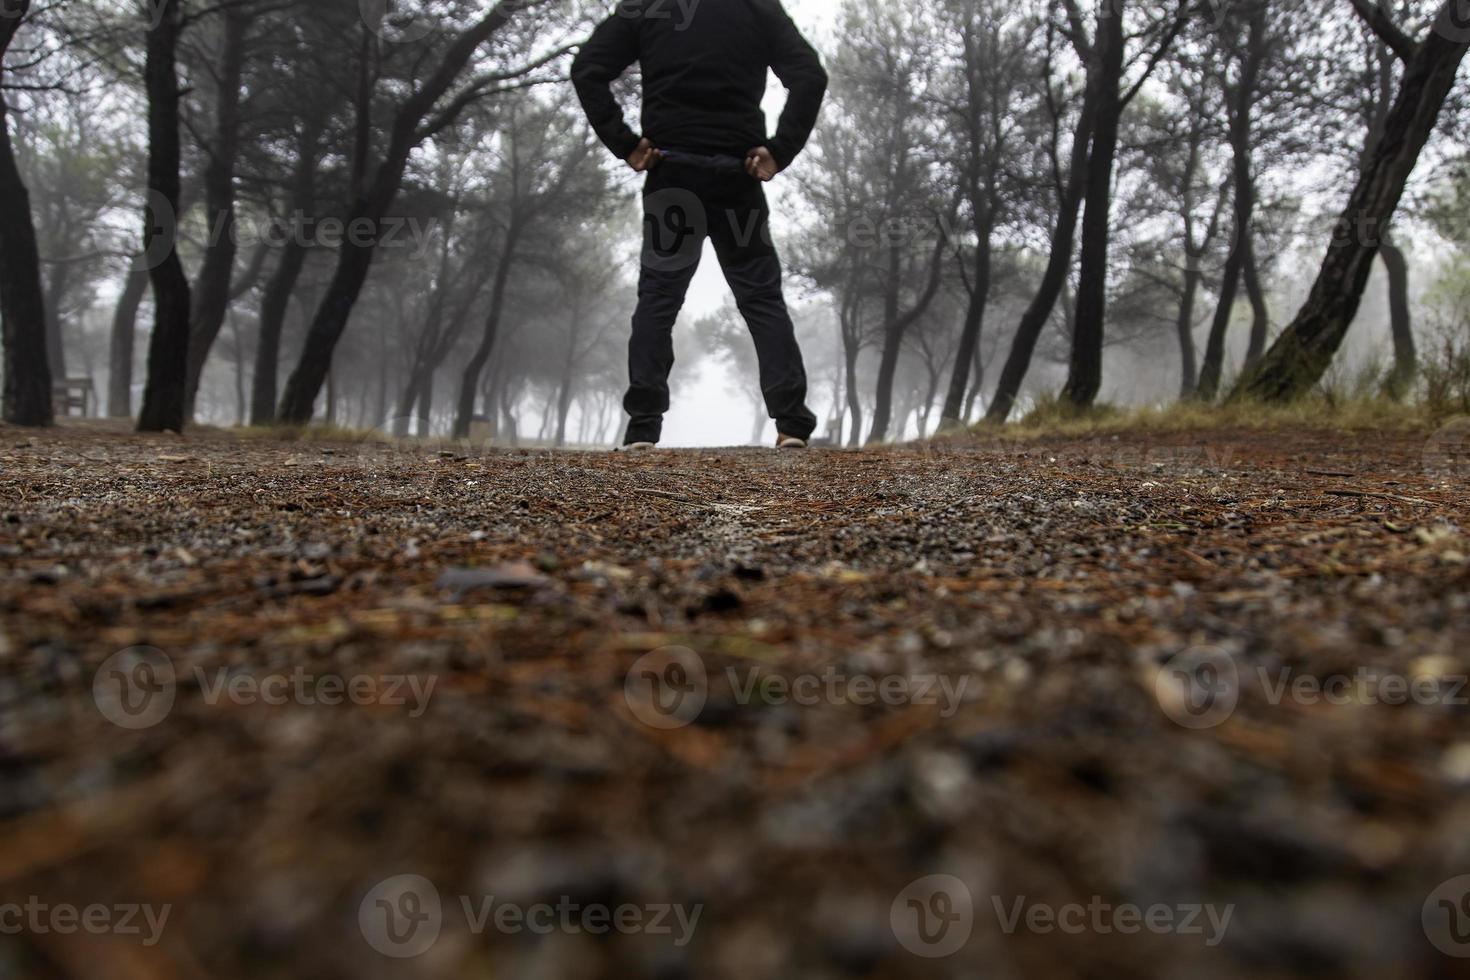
776, 434, 808, 450
619, 441, 657, 452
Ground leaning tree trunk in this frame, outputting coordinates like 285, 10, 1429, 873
1197, 5, 1265, 402
940, 208, 995, 428
962, 339, 985, 420
453, 226, 520, 438
0, 0, 53, 426
1241, 236, 1270, 371
107, 265, 149, 416
250, 238, 309, 426
249, 127, 319, 426
1379, 232, 1415, 399
183, 6, 248, 418
1060, 0, 1125, 410
277, 2, 520, 425
984, 52, 1101, 424
136, 0, 193, 433
1234, 2, 1469, 403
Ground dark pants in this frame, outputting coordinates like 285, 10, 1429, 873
624, 156, 817, 445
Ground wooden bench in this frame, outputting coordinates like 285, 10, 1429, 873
52, 378, 96, 418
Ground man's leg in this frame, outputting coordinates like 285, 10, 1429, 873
710, 180, 817, 442
625, 172, 706, 445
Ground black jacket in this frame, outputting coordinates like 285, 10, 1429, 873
571, 0, 828, 172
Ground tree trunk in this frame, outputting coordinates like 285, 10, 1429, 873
940, 224, 993, 428
1176, 263, 1201, 398
868, 246, 904, 444
0, 0, 53, 427
184, 7, 248, 417
1196, 228, 1245, 399
1197, 8, 1265, 401
1241, 236, 1270, 371
1234, 2, 1468, 402
416, 369, 433, 437
392, 376, 419, 437
373, 328, 389, 432
137, 0, 194, 433
453, 226, 520, 437
499, 383, 519, 446
394, 235, 476, 437
277, 3, 519, 425
984, 46, 1101, 423
918, 362, 941, 437
250, 241, 307, 426
228, 313, 246, 425
42, 260, 68, 380
1379, 233, 1415, 399
251, 131, 322, 426
554, 370, 574, 447
842, 336, 862, 447
1060, 1, 1125, 410
107, 265, 149, 416
249, 227, 311, 427
963, 338, 985, 421
867, 227, 949, 444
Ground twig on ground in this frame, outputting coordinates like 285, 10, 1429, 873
1325, 488, 1432, 505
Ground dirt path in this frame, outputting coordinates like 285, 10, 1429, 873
2, 422, 1468, 978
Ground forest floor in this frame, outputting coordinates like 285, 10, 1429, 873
2, 419, 1470, 979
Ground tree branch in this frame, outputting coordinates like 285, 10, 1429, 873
1121, 0, 1190, 110
1347, 0, 1418, 63
418, 41, 578, 140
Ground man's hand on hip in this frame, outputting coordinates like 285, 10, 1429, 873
627, 138, 663, 173
746, 147, 780, 182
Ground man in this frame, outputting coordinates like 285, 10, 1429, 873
571, 0, 828, 450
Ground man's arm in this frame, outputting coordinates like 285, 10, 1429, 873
571, 14, 642, 162
759, 0, 828, 172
